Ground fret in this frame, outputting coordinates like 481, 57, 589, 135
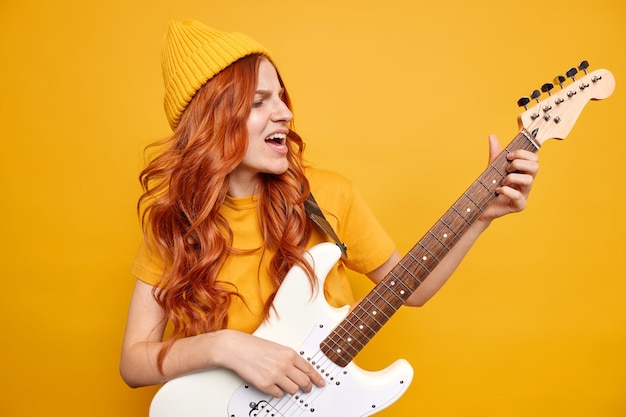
430, 221, 459, 249
387, 271, 415, 303
389, 269, 420, 292
322, 331, 360, 359
462, 192, 485, 213
453, 195, 482, 223
428, 229, 451, 251
397, 259, 426, 283
371, 287, 400, 314
330, 324, 368, 350
360, 298, 391, 325
439, 217, 462, 241
406, 250, 433, 273
488, 163, 506, 178
476, 177, 499, 194
425, 233, 449, 255
330, 328, 367, 352
345, 307, 377, 337
416, 240, 441, 263
450, 205, 474, 229
384, 274, 413, 295
387, 270, 413, 291
320, 340, 352, 367
361, 296, 389, 325
331, 322, 371, 349
440, 217, 467, 245
334, 319, 369, 348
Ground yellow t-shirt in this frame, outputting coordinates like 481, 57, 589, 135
130, 167, 395, 333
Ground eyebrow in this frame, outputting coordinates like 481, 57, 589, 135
254, 87, 285, 97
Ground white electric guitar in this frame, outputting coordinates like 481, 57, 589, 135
150, 63, 615, 417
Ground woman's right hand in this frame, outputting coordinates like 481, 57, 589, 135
214, 329, 326, 398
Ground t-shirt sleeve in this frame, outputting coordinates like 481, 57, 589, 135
308, 168, 395, 275
339, 184, 396, 274
130, 236, 165, 286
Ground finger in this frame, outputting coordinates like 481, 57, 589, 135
278, 374, 303, 396
494, 185, 527, 212
263, 383, 285, 398
294, 356, 326, 389
283, 370, 313, 394
506, 149, 539, 164
502, 172, 534, 193
487, 134, 501, 164
294, 356, 326, 392
281, 364, 324, 396
507, 159, 539, 175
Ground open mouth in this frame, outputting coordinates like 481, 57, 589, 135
265, 132, 287, 145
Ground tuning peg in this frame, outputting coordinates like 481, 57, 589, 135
554, 75, 566, 89
578, 60, 590, 74
530, 89, 541, 102
566, 67, 578, 81
541, 83, 554, 96
517, 96, 531, 110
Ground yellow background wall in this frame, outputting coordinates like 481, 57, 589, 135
1, 0, 624, 416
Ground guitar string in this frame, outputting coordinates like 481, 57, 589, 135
267, 349, 345, 416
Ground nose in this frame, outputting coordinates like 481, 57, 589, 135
272, 99, 293, 123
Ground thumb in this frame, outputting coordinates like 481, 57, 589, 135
487, 134, 502, 164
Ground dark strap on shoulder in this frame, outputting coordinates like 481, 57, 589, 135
304, 193, 348, 258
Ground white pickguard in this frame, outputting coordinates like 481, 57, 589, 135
149, 242, 414, 417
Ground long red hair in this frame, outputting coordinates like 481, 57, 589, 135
138, 54, 314, 371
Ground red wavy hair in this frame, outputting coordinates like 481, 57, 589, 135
138, 54, 314, 371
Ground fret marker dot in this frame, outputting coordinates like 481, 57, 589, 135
443, 233, 448, 238
466, 208, 471, 212
422, 256, 427, 261
336, 348, 342, 353
492, 179, 497, 184
400, 290, 405, 295
372, 310, 377, 315
391, 281, 395, 286
347, 337, 352, 342
359, 325, 364, 329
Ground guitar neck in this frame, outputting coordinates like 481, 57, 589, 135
321, 129, 541, 367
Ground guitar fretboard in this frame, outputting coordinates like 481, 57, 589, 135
320, 130, 540, 366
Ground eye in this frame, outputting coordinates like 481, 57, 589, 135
252, 100, 263, 108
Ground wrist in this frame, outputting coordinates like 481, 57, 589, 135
207, 329, 241, 370
473, 217, 492, 232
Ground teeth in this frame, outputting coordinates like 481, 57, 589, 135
266, 133, 287, 141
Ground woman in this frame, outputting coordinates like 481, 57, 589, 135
120, 20, 538, 398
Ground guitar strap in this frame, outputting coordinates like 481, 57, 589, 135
304, 193, 348, 258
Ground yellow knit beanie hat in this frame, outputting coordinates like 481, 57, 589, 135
161, 20, 271, 130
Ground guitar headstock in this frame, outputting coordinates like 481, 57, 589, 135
517, 61, 615, 147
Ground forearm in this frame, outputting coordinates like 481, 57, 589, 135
120, 329, 230, 388
404, 217, 492, 306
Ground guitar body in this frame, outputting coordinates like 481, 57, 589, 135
150, 242, 414, 417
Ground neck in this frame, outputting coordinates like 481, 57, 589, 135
227, 170, 261, 198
